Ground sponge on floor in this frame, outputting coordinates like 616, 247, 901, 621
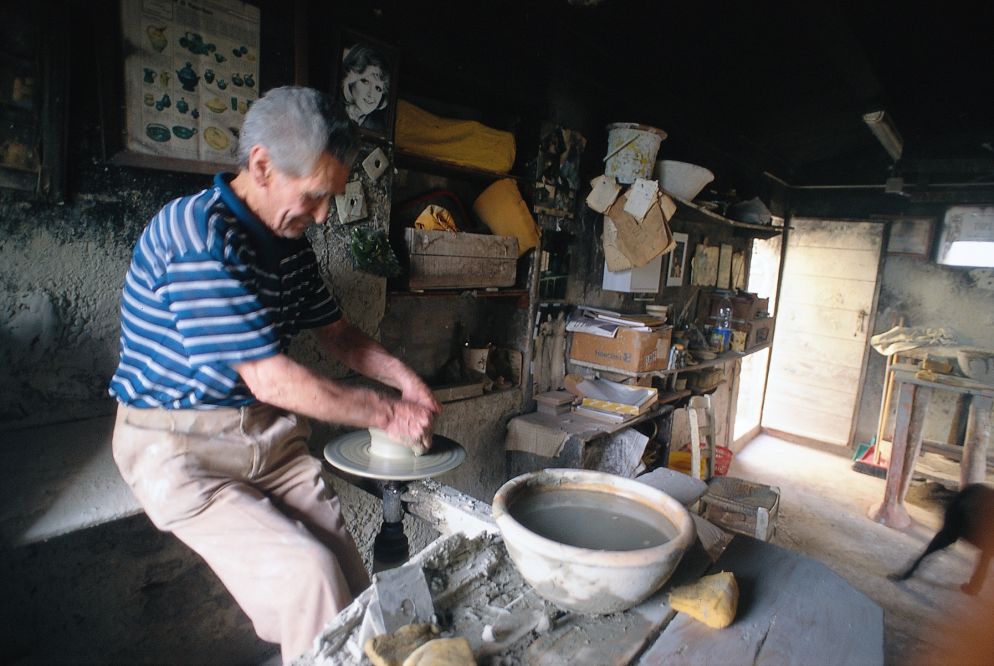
669, 571, 739, 629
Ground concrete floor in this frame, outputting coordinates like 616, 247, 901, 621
728, 433, 992, 665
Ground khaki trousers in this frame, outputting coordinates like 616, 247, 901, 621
112, 403, 370, 663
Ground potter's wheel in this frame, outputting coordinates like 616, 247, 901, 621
324, 430, 465, 481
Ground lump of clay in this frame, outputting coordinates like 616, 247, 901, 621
669, 571, 738, 629
402, 637, 476, 666
364, 623, 441, 666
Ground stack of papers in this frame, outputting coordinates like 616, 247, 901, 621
566, 306, 667, 338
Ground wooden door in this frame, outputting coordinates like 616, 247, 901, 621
762, 219, 883, 447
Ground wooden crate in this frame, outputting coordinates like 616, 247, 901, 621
404, 228, 518, 290
700, 477, 780, 541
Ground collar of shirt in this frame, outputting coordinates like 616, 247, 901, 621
214, 172, 305, 272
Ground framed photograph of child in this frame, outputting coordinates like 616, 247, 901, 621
335, 31, 399, 143
666, 232, 689, 287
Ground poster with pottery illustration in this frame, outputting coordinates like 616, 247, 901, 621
121, 0, 260, 166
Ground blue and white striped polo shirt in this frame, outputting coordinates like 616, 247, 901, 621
108, 172, 341, 409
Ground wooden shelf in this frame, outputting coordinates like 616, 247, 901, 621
670, 195, 784, 239
388, 288, 530, 304
394, 148, 526, 184
569, 341, 772, 379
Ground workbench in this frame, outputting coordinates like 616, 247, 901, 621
868, 364, 994, 529
301, 482, 883, 665
504, 401, 681, 480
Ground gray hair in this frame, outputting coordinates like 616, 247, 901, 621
236, 86, 359, 177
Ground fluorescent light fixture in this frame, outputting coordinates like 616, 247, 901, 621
863, 110, 903, 162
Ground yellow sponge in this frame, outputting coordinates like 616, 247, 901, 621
669, 571, 739, 628
402, 637, 476, 666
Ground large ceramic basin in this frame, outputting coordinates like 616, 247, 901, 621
492, 468, 695, 614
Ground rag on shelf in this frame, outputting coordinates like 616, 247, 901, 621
869, 326, 959, 356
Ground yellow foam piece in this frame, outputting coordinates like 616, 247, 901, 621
472, 179, 539, 256
396, 100, 516, 174
669, 571, 739, 629
414, 205, 458, 232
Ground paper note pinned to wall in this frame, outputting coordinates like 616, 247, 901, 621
623, 178, 659, 221
717, 243, 733, 289
586, 174, 622, 213
692, 244, 720, 286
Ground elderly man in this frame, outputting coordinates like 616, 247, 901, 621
109, 86, 439, 662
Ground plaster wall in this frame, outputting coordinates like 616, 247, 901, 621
0, 142, 391, 432
0, 178, 199, 428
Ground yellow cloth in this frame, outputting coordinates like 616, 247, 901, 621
396, 100, 516, 173
414, 205, 458, 232
472, 179, 539, 257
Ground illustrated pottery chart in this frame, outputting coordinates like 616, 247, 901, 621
121, 0, 260, 165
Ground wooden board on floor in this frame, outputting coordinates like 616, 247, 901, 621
640, 536, 884, 665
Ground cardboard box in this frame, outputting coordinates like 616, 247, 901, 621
570, 326, 672, 373
405, 228, 518, 290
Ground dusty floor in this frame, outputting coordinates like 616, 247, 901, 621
728, 433, 992, 665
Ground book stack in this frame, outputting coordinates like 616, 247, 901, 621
573, 378, 658, 422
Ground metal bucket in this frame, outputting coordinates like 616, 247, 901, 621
604, 123, 667, 184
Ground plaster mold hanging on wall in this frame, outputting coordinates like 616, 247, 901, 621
362, 146, 389, 181
335, 180, 368, 224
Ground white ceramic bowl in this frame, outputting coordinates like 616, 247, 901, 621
492, 468, 695, 614
655, 160, 715, 200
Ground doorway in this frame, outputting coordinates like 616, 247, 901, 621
760, 218, 884, 447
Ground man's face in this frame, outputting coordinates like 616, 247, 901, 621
263, 152, 349, 239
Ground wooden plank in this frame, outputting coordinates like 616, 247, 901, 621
762, 399, 853, 446
778, 245, 880, 279
778, 274, 877, 311
432, 381, 485, 403
766, 356, 862, 388
768, 331, 866, 368
640, 537, 884, 665
405, 228, 517, 258
787, 218, 884, 251
962, 395, 993, 486
764, 385, 857, 420
408, 255, 516, 289
763, 377, 858, 417
775, 301, 868, 340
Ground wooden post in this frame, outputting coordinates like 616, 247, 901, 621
868, 381, 930, 529
873, 353, 896, 464
961, 396, 993, 487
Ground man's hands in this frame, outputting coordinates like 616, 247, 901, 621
386, 376, 441, 454
313, 319, 443, 453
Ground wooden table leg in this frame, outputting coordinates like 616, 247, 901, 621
868, 382, 930, 529
961, 395, 993, 487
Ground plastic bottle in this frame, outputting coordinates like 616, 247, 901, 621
715, 296, 733, 352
